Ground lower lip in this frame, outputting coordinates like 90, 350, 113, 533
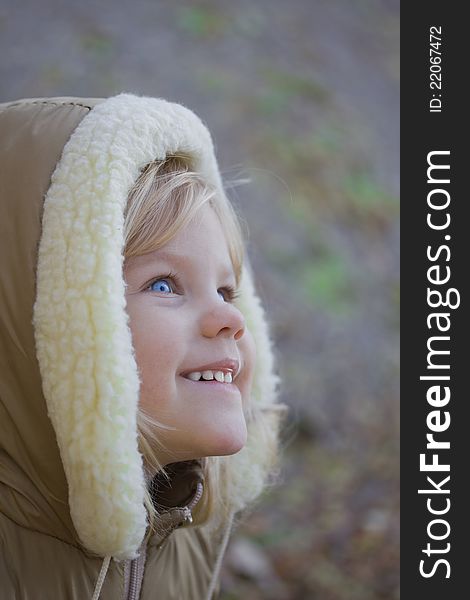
180, 376, 240, 395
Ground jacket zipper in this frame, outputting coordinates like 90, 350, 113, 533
127, 556, 139, 600
127, 542, 147, 600
125, 482, 203, 599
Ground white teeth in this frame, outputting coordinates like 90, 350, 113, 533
214, 371, 225, 382
186, 369, 234, 382
187, 372, 202, 381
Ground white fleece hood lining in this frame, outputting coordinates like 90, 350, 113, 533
32, 93, 279, 560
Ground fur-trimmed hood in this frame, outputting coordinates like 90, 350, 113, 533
0, 94, 281, 570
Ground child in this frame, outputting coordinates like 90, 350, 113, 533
0, 93, 283, 599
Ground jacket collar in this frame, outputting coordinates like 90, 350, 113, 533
146, 461, 205, 548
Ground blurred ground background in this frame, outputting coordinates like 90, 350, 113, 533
0, 1, 399, 598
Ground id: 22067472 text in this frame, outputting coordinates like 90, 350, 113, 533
429, 26, 443, 113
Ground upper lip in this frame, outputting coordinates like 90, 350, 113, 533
181, 358, 240, 379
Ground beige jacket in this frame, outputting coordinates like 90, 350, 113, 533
0, 95, 282, 599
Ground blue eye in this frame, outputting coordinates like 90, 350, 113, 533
149, 279, 173, 294
218, 286, 240, 303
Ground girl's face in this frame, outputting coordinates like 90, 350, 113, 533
124, 204, 255, 468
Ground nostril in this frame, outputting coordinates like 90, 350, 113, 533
234, 327, 245, 341
200, 303, 246, 339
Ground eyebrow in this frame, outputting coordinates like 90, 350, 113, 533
131, 249, 236, 279
136, 250, 188, 266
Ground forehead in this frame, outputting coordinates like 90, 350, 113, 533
171, 203, 227, 249
126, 205, 236, 278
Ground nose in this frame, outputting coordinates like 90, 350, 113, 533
200, 301, 246, 341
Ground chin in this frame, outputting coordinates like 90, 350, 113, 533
203, 418, 248, 458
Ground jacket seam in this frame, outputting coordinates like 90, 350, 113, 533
1, 100, 93, 111
0, 510, 99, 558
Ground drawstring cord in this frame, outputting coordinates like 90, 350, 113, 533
91, 555, 111, 600
205, 511, 234, 600
90, 481, 206, 598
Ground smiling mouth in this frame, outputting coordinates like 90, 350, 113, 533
185, 371, 233, 384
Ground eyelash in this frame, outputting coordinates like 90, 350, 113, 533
145, 271, 240, 303
221, 285, 241, 303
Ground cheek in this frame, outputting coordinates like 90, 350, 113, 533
127, 308, 181, 393
133, 331, 180, 419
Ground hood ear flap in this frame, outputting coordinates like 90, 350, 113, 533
33, 93, 225, 559
33, 93, 281, 560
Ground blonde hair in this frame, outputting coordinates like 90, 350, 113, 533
123, 155, 247, 538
